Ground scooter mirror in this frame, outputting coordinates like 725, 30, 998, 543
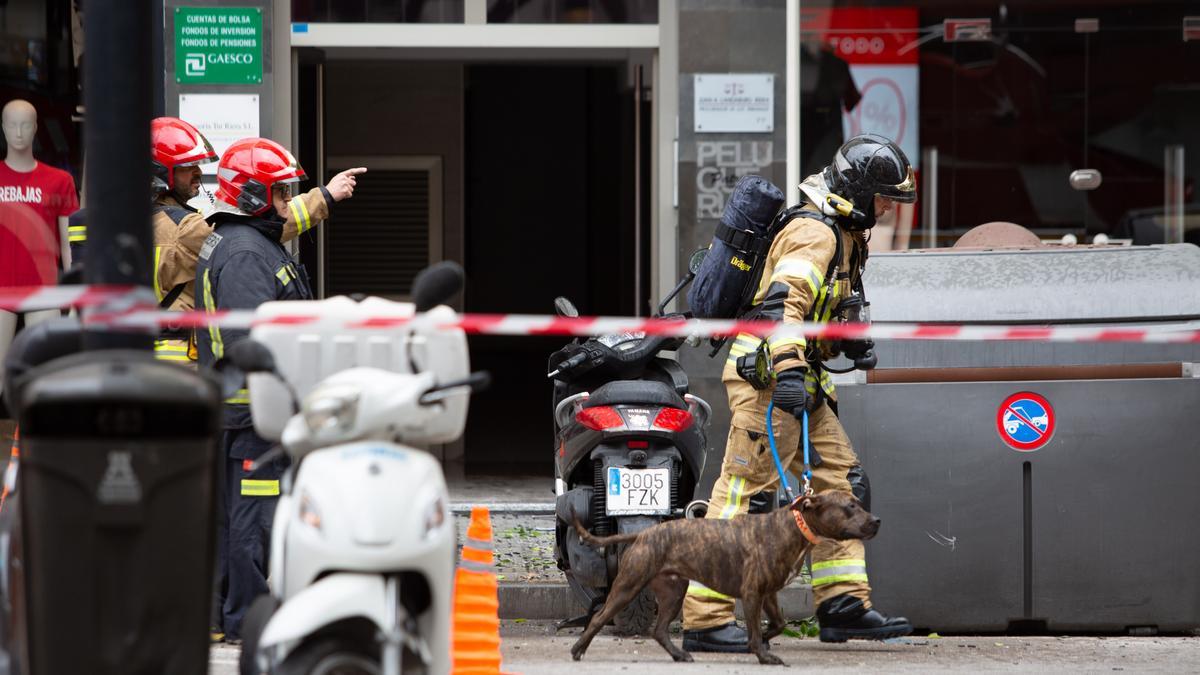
688, 247, 708, 275
226, 339, 278, 374
419, 371, 492, 405
413, 261, 465, 312
554, 296, 580, 318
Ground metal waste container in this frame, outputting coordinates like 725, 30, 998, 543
12, 350, 220, 674
837, 243, 1200, 633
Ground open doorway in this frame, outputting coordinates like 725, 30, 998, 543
462, 63, 649, 475
304, 58, 651, 476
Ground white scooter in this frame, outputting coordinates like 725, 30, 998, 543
229, 263, 484, 675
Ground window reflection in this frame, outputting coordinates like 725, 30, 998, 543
802, 3, 1198, 248
800, 41, 859, 179
488, 0, 657, 24
800, 7, 920, 250
291, 0, 657, 25
291, 0, 463, 23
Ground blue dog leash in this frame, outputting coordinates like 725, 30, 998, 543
802, 409, 813, 492
765, 402, 814, 504
764, 401, 793, 502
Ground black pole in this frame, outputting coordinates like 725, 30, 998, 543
151, 0, 166, 118
83, 0, 154, 351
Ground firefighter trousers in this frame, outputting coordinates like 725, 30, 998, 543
681, 400, 872, 630
214, 428, 286, 639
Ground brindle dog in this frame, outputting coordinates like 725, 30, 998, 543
569, 489, 880, 666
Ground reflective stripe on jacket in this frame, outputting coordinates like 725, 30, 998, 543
196, 217, 314, 429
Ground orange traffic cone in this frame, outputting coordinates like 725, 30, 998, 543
0, 427, 18, 513
451, 505, 510, 675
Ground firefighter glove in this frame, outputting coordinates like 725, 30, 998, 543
772, 368, 811, 418
842, 338, 878, 370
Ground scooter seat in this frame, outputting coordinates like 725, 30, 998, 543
583, 380, 687, 410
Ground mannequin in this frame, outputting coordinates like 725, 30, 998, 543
0, 99, 80, 401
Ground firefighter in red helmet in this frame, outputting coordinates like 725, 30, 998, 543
71, 117, 363, 366
144, 116, 221, 364
195, 137, 363, 643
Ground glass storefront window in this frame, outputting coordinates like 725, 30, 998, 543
801, 2, 1199, 248
291, 0, 657, 24
488, 0, 657, 24
0, 0, 80, 179
291, 0, 464, 23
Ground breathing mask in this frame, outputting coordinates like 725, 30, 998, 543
828, 290, 877, 372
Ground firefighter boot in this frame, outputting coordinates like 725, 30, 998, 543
816, 594, 912, 643
682, 622, 770, 653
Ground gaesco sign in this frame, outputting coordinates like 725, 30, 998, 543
174, 7, 263, 85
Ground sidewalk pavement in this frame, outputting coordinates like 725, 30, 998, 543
500, 621, 1200, 673
210, 621, 1200, 674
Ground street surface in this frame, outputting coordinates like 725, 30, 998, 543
210, 621, 1200, 673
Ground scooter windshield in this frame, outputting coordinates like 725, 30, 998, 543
596, 332, 646, 351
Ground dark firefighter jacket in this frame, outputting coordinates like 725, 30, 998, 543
196, 211, 314, 429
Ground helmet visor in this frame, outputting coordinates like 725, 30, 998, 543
175, 154, 218, 168
272, 176, 303, 201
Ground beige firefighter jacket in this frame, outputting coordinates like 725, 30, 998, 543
722, 201, 868, 430
153, 187, 330, 312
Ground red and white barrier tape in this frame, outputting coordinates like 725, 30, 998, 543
0, 285, 139, 313
2, 285, 1199, 344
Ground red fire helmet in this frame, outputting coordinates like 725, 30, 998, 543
151, 116, 217, 192
215, 137, 306, 216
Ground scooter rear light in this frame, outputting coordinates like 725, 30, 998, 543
627, 440, 649, 449
652, 407, 694, 432
576, 406, 626, 431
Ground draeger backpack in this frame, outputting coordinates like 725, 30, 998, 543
687, 175, 786, 320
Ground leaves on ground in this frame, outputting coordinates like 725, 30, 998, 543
501, 525, 540, 539
783, 617, 820, 638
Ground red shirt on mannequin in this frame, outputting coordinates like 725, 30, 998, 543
0, 161, 78, 287
0, 202, 57, 287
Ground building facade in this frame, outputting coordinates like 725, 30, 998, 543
7, 0, 1197, 474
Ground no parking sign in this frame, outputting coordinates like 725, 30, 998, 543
997, 392, 1055, 451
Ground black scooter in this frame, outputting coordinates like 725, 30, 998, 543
549, 253, 710, 635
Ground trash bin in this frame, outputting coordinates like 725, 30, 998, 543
13, 350, 220, 674
837, 243, 1200, 633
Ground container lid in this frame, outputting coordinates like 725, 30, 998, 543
864, 244, 1200, 323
